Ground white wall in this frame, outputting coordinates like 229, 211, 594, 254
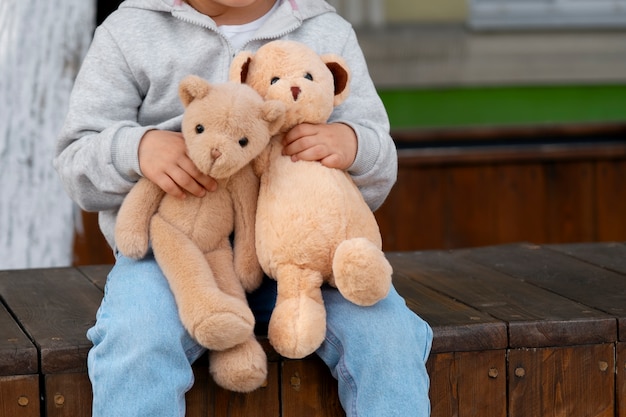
0, 0, 95, 268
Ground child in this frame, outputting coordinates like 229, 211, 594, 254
55, 0, 433, 416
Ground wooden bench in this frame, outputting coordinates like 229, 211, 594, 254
1, 242, 625, 417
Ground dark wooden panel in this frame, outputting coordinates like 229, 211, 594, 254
73, 211, 115, 266
0, 268, 101, 374
509, 344, 614, 417
45, 373, 92, 417
427, 350, 506, 417
618, 343, 625, 417
0, 301, 37, 376
209, 362, 280, 417
376, 166, 446, 251
492, 163, 547, 245
390, 253, 507, 353
542, 162, 595, 243
462, 243, 626, 343
281, 357, 344, 417
186, 365, 210, 417
445, 165, 498, 248
389, 250, 613, 348
0, 375, 40, 417
596, 161, 626, 241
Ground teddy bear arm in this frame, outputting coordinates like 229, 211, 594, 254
251, 143, 273, 178
229, 167, 263, 291
115, 178, 165, 259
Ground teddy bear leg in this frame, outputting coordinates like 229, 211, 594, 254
268, 265, 326, 359
332, 237, 392, 306
209, 335, 268, 393
151, 216, 255, 351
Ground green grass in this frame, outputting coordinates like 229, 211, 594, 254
378, 85, 626, 129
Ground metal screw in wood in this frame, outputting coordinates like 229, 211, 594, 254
54, 394, 65, 407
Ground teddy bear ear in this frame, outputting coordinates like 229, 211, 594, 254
321, 54, 351, 107
179, 75, 211, 107
262, 100, 286, 135
229, 52, 254, 83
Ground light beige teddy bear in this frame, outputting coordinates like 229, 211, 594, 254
230, 40, 392, 359
114, 76, 284, 392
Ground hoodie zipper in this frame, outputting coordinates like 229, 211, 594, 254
170, 0, 302, 55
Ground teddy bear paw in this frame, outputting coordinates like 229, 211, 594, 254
116, 234, 149, 260
268, 297, 326, 359
210, 338, 268, 393
333, 238, 392, 306
185, 297, 255, 351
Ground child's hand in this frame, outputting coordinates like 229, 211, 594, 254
138, 129, 217, 199
281, 123, 357, 170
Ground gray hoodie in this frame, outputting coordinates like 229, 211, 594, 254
55, 0, 397, 249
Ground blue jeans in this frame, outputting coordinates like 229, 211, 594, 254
87, 254, 432, 417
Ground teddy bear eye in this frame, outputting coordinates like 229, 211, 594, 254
270, 77, 280, 85
238, 137, 249, 148
195, 124, 204, 134
304, 73, 313, 81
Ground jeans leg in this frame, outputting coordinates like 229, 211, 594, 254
316, 285, 433, 417
87, 254, 205, 417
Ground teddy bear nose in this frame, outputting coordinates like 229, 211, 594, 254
211, 149, 221, 159
291, 86, 301, 101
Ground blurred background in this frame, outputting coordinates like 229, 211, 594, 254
1, 0, 625, 268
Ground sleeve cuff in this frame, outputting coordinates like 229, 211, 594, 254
111, 126, 154, 182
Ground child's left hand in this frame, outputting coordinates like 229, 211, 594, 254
281, 123, 357, 170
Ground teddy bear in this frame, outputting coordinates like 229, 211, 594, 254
114, 75, 285, 392
230, 40, 392, 359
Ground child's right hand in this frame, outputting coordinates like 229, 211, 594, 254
138, 129, 217, 199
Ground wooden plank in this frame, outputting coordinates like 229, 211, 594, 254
73, 211, 115, 267
208, 361, 280, 417
547, 242, 626, 275
389, 251, 614, 348
45, 373, 92, 417
281, 357, 344, 417
0, 299, 37, 376
376, 166, 446, 251
492, 163, 547, 245
427, 350, 506, 417
0, 375, 40, 417
509, 344, 615, 417
390, 253, 507, 353
186, 365, 210, 417
0, 267, 102, 374
596, 161, 626, 242
543, 162, 595, 243
618, 343, 625, 417
444, 165, 498, 248
188, 349, 282, 417
77, 264, 112, 292
462, 243, 626, 343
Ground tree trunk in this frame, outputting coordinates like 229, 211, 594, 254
0, 0, 95, 268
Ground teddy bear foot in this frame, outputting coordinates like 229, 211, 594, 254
184, 295, 255, 351
333, 238, 392, 306
268, 296, 326, 359
210, 337, 268, 393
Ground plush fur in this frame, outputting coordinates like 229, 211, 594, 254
230, 40, 392, 359
114, 76, 284, 392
